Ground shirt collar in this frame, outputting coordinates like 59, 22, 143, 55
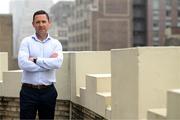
32, 33, 51, 43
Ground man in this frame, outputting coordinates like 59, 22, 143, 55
18, 10, 63, 119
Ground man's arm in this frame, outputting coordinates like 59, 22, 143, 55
18, 39, 48, 72
36, 42, 63, 70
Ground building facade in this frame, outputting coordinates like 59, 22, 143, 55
133, 0, 147, 46
147, 0, 180, 46
0, 15, 18, 70
68, 0, 133, 51
50, 1, 74, 51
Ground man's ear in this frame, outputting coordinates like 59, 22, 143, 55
49, 21, 52, 28
32, 22, 35, 28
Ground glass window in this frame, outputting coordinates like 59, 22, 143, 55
166, 10, 171, 17
178, 0, 180, 6
177, 22, 180, 27
153, 31, 159, 38
153, 41, 159, 46
153, 0, 160, 10
153, 10, 159, 16
177, 10, 180, 17
165, 0, 172, 6
165, 21, 172, 27
153, 20, 159, 27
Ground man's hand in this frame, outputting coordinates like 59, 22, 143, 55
50, 53, 58, 58
29, 56, 34, 62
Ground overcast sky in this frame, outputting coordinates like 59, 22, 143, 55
0, 0, 74, 14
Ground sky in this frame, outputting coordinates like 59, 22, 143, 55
0, 0, 74, 14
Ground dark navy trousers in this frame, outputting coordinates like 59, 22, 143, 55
20, 84, 58, 120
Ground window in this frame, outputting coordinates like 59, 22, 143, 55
153, 20, 159, 27
153, 10, 159, 16
177, 22, 180, 27
166, 10, 171, 17
165, 0, 172, 6
178, 10, 180, 17
178, 0, 180, 6
153, 0, 160, 10
165, 21, 172, 27
153, 31, 159, 38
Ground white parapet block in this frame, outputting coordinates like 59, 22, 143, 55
70, 51, 110, 104
55, 52, 71, 100
85, 74, 111, 112
111, 47, 180, 119
0, 81, 3, 96
96, 92, 111, 117
78, 73, 111, 119
106, 106, 111, 120
3, 70, 22, 97
1, 52, 71, 100
79, 87, 86, 107
147, 108, 167, 120
167, 89, 180, 119
0, 52, 8, 82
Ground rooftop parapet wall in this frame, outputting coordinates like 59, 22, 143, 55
147, 89, 180, 119
0, 53, 8, 97
1, 47, 180, 119
2, 70, 22, 97
55, 52, 71, 100
70, 51, 111, 104
0, 53, 8, 82
79, 73, 111, 118
0, 51, 110, 100
111, 47, 180, 120
167, 89, 180, 119
1, 52, 71, 99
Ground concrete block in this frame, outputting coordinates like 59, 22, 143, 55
55, 52, 71, 100
0, 52, 8, 81
79, 87, 86, 107
70, 51, 110, 104
106, 106, 111, 120
0, 81, 3, 96
111, 47, 180, 119
85, 74, 111, 112
3, 70, 22, 97
96, 92, 111, 117
147, 108, 166, 120
167, 89, 180, 119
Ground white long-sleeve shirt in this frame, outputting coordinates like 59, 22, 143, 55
18, 34, 63, 85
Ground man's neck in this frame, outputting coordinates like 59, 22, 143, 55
36, 33, 48, 41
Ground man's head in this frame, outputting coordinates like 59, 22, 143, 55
32, 10, 51, 39
33, 10, 50, 22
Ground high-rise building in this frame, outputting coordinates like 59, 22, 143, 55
147, 0, 180, 46
68, 0, 133, 51
50, 1, 74, 51
10, 0, 53, 57
0, 15, 18, 70
133, 0, 147, 46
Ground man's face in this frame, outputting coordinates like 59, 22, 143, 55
32, 14, 51, 35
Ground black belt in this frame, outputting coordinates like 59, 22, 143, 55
22, 83, 53, 89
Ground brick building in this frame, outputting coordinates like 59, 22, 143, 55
68, 0, 133, 51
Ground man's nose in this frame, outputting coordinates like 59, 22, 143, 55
39, 22, 43, 26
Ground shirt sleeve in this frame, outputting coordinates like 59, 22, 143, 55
36, 41, 63, 70
18, 39, 48, 72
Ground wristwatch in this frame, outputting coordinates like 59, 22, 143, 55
33, 58, 37, 64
